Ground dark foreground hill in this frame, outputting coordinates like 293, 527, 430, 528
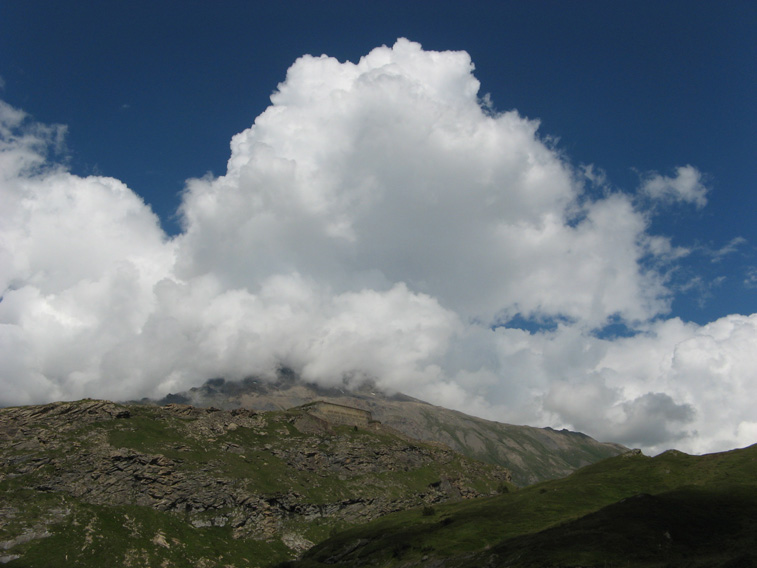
0, 399, 512, 567
154, 374, 627, 486
279, 444, 757, 568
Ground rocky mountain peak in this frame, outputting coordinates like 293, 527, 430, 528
151, 374, 627, 486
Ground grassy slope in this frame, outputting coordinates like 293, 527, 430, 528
284, 445, 757, 567
427, 409, 626, 485
0, 401, 512, 567
1, 492, 284, 568
166, 377, 627, 486
467, 485, 757, 568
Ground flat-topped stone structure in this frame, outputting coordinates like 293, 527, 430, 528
298, 401, 373, 427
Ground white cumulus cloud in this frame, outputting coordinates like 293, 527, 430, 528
640, 165, 709, 208
1, 40, 754, 456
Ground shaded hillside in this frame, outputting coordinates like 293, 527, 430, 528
0, 399, 512, 567
154, 375, 626, 486
280, 444, 757, 568
463, 486, 757, 568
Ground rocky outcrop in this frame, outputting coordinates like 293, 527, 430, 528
155, 375, 627, 485
0, 399, 512, 566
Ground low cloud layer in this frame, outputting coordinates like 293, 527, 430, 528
1, 40, 754, 455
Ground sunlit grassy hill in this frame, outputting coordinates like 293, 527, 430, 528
0, 399, 512, 567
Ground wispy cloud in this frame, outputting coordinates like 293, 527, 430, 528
744, 267, 757, 289
706, 236, 747, 263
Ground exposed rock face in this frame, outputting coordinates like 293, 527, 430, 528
0, 399, 512, 566
155, 375, 627, 485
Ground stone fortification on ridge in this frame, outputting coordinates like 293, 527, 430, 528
298, 401, 373, 427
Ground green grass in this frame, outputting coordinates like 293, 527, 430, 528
286, 444, 757, 567
2, 401, 516, 567
458, 484, 757, 568
4, 500, 293, 568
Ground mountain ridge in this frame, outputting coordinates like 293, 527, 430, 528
151, 374, 627, 486
3, 394, 749, 567
0, 397, 512, 566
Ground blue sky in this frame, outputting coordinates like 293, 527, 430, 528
3, 1, 753, 324
1, 1, 755, 453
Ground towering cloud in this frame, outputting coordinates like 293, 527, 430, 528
178, 40, 667, 327
0, 40, 753, 455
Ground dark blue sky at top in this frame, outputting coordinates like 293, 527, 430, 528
1, 0, 755, 326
